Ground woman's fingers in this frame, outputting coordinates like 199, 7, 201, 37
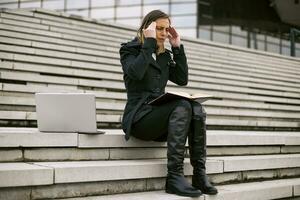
168, 26, 180, 47
143, 21, 156, 38
148, 21, 156, 30
169, 26, 178, 38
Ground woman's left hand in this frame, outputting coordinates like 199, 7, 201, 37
168, 26, 181, 47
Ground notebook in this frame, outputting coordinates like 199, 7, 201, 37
35, 93, 105, 134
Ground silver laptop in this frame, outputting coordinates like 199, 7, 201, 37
35, 93, 105, 134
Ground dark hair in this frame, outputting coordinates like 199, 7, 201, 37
137, 10, 170, 43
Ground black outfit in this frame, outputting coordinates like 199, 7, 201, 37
119, 37, 217, 197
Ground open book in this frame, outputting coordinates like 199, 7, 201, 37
147, 91, 213, 105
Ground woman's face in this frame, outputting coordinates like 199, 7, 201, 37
155, 18, 170, 47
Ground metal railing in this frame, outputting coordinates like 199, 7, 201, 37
290, 28, 300, 57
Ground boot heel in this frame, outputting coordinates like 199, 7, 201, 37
165, 174, 202, 197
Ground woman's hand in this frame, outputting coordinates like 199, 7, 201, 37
168, 26, 180, 47
143, 21, 156, 39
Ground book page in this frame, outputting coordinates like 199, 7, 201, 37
148, 91, 213, 105
167, 91, 212, 99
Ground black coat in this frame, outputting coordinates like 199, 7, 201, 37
119, 37, 188, 140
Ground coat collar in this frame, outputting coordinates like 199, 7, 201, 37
122, 37, 173, 72
121, 37, 141, 48
122, 37, 163, 72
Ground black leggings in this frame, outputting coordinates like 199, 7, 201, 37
130, 99, 204, 142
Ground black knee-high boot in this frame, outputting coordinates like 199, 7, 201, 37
165, 101, 202, 197
189, 102, 218, 195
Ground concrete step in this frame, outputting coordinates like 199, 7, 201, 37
1, 47, 300, 92
2, 66, 300, 107
1, 164, 299, 199
2, 92, 300, 113
2, 38, 300, 88
6, 10, 300, 62
4, 8, 300, 72
17, 8, 300, 71
1, 96, 300, 121
2, 82, 300, 113
0, 128, 299, 162
1, 110, 300, 129
1, 15, 300, 81
0, 162, 53, 187
2, 128, 300, 148
53, 178, 300, 200
2, 29, 300, 90
2, 82, 300, 115
2, 58, 300, 97
1, 154, 300, 187
2, 57, 300, 95
184, 37, 300, 69
0, 159, 221, 187
1, 29, 296, 85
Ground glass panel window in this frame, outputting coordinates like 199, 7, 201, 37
267, 43, 280, 54
171, 3, 196, 15
66, 9, 89, 17
43, 0, 64, 10
281, 39, 290, 46
281, 45, 290, 56
91, 8, 114, 19
116, 0, 141, 6
232, 26, 247, 37
144, 0, 169, 4
117, 6, 141, 18
213, 31, 229, 44
266, 35, 279, 44
296, 48, 300, 57
0, 3, 18, 9
171, 16, 196, 27
256, 33, 265, 40
20, 1, 41, 8
66, 0, 88, 9
213, 25, 229, 33
199, 27, 211, 40
92, 0, 115, 7
232, 35, 247, 47
143, 4, 169, 15
176, 28, 196, 38
257, 40, 265, 51
116, 18, 141, 28
171, 0, 197, 2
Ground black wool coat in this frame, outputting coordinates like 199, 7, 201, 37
119, 37, 188, 140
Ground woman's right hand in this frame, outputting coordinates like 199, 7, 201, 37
143, 21, 156, 39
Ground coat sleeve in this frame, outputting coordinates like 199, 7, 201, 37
119, 38, 156, 80
168, 44, 188, 86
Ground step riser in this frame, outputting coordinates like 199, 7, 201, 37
2, 146, 298, 162
1, 169, 300, 200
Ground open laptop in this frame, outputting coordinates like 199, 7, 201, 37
35, 93, 105, 134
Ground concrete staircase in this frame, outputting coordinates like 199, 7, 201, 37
0, 8, 300, 200
1, 128, 300, 199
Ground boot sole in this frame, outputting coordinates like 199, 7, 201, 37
203, 191, 218, 195
165, 188, 202, 197
192, 184, 218, 195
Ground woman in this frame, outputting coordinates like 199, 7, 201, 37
119, 10, 218, 197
